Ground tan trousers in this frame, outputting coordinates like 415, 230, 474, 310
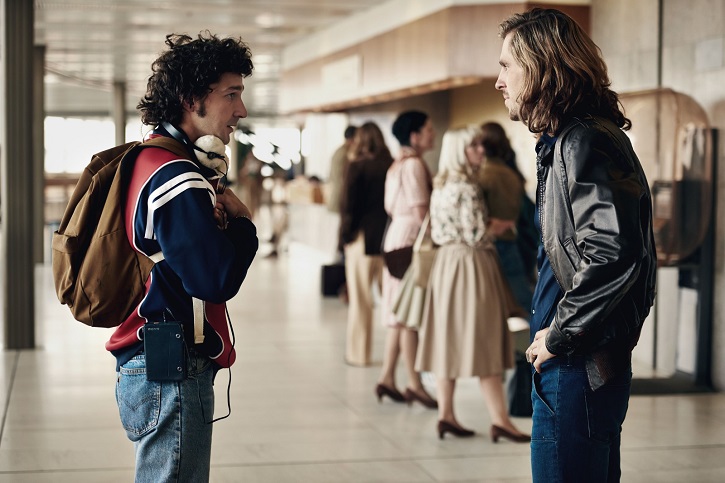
344, 233, 383, 365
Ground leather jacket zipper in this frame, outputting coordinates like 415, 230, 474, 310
536, 151, 565, 293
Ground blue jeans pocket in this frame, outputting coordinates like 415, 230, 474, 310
531, 368, 556, 441
116, 356, 161, 440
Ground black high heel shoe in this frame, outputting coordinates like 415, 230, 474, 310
404, 387, 438, 409
490, 425, 531, 443
375, 384, 406, 403
437, 420, 475, 440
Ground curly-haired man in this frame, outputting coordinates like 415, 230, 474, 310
108, 32, 258, 482
496, 9, 657, 482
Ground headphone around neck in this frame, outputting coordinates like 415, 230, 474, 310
160, 121, 229, 182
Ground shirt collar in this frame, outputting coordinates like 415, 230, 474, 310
535, 133, 557, 168
539, 133, 557, 148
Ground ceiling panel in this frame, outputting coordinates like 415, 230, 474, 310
36, 0, 391, 118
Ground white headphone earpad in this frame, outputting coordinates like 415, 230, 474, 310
195, 135, 228, 171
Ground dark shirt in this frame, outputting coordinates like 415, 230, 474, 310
530, 133, 564, 342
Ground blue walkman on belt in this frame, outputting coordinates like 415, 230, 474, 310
143, 321, 186, 381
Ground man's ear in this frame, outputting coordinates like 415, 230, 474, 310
181, 98, 195, 113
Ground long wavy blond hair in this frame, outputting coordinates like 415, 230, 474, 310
433, 125, 481, 189
499, 8, 630, 135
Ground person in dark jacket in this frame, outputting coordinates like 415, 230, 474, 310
496, 8, 657, 482
339, 121, 393, 366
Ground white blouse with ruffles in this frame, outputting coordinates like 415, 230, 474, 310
430, 176, 491, 248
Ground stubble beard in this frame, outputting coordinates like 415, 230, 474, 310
507, 103, 520, 122
502, 96, 520, 122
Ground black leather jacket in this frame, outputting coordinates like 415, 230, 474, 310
537, 116, 657, 390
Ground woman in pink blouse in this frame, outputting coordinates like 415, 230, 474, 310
416, 125, 529, 442
376, 111, 437, 409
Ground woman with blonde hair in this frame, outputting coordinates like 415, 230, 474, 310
339, 122, 393, 366
416, 125, 529, 442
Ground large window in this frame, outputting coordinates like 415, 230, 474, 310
44, 116, 145, 173
44, 116, 302, 177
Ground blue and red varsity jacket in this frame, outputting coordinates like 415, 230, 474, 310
106, 131, 258, 369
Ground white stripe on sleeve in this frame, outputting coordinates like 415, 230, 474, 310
145, 173, 215, 239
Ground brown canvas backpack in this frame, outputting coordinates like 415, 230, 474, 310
52, 136, 188, 327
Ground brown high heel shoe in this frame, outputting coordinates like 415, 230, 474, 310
490, 425, 531, 443
404, 387, 438, 409
375, 383, 406, 403
437, 420, 475, 440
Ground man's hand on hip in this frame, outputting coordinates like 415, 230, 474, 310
526, 327, 557, 373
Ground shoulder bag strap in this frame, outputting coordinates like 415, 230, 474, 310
413, 212, 432, 252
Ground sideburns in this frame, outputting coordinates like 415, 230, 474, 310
195, 101, 207, 118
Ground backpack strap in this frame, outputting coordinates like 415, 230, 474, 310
148, 252, 164, 263
144, 251, 204, 344
133, 136, 206, 344
141, 135, 191, 159
192, 298, 205, 344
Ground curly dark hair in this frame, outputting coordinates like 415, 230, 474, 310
499, 8, 630, 134
138, 32, 254, 126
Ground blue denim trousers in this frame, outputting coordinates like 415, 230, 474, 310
116, 353, 215, 483
531, 355, 632, 483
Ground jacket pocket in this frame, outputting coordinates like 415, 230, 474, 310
561, 237, 582, 270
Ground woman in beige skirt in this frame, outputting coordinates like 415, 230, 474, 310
416, 125, 529, 443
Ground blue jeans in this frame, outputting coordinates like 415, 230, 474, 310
531, 355, 631, 483
116, 353, 215, 483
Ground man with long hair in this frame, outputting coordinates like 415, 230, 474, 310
496, 8, 657, 482
109, 32, 258, 481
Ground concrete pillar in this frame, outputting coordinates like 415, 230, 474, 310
34, 45, 45, 264
1, 0, 35, 348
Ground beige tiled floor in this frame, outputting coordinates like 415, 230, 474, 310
1, 241, 725, 482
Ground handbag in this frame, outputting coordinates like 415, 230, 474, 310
391, 213, 436, 330
382, 245, 413, 279
411, 213, 437, 288
380, 176, 413, 279
391, 268, 426, 329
